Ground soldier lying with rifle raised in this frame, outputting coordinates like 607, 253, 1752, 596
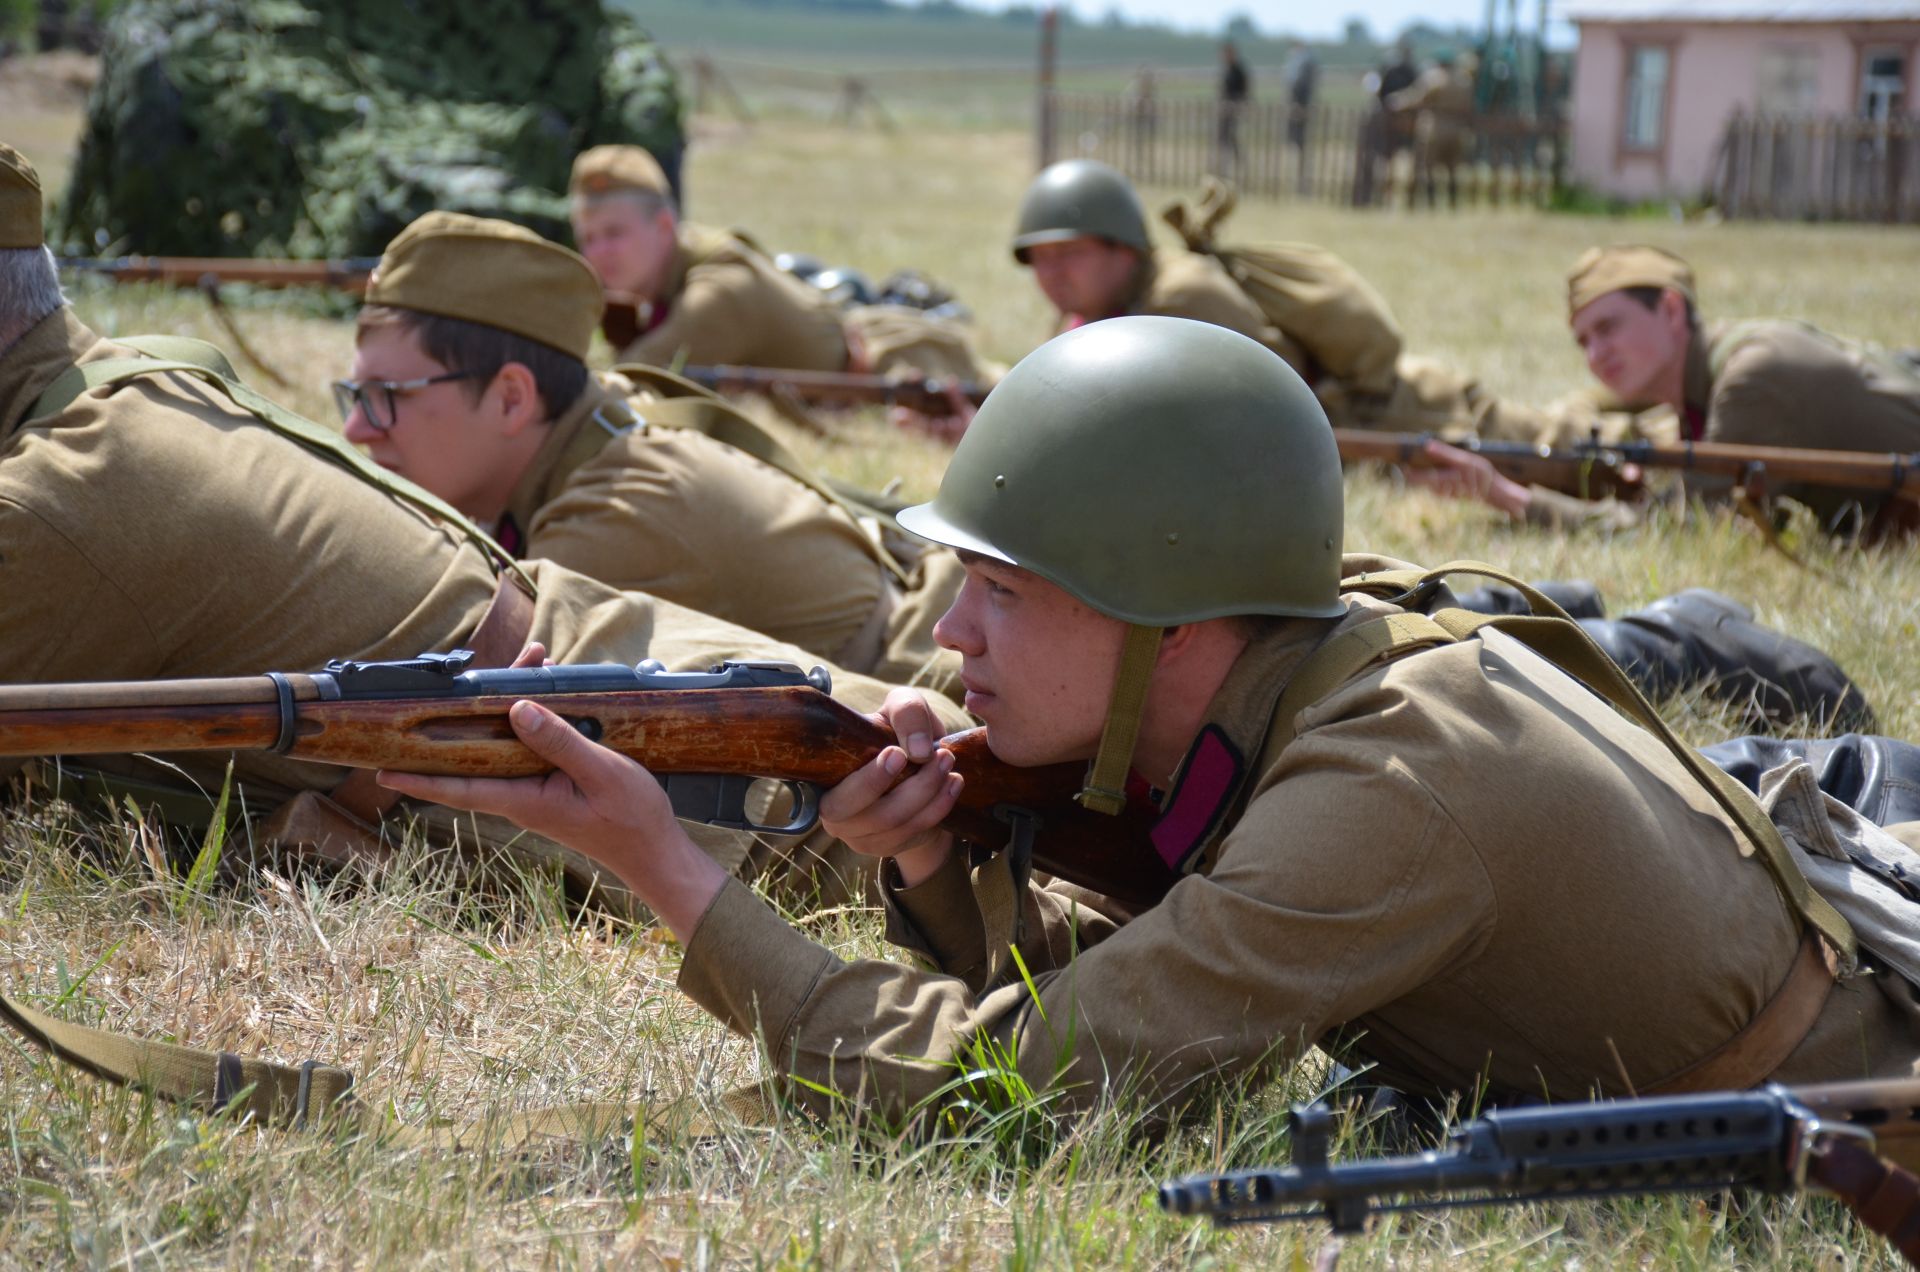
0, 140, 969, 905
338, 210, 964, 698
356, 320, 1920, 1130
1413, 245, 1920, 539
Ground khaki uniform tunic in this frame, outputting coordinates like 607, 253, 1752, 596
677, 573, 1916, 1118
0, 310, 969, 883
615, 225, 849, 372
1528, 319, 1920, 532
496, 371, 961, 690
1111, 250, 1586, 445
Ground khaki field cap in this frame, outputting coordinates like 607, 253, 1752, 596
570, 144, 671, 199
0, 142, 44, 249
1566, 245, 1696, 319
367, 211, 601, 360
1011, 159, 1152, 263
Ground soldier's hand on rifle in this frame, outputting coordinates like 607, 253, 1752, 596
819, 687, 962, 886
889, 381, 976, 446
376, 686, 727, 941
1406, 438, 1535, 518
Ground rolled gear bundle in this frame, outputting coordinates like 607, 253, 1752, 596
1161, 177, 1403, 396
59, 0, 684, 257
844, 304, 1003, 387
1703, 734, 1920, 831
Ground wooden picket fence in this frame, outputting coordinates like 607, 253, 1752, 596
1714, 113, 1920, 223
1039, 91, 1565, 208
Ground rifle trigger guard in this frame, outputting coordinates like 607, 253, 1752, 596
659, 773, 822, 837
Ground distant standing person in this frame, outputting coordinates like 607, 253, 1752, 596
1284, 45, 1317, 192
1355, 42, 1419, 205
1217, 40, 1250, 180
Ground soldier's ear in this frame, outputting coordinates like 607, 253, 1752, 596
489, 362, 546, 434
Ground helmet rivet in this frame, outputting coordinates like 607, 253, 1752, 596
1165, 531, 1180, 546
994, 474, 1007, 488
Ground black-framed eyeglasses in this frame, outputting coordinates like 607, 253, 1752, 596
331, 370, 478, 433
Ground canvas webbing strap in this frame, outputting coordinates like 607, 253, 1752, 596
28, 348, 528, 586
1808, 1138, 1920, 1263
1268, 560, 1857, 971
614, 363, 912, 585
0, 987, 778, 1148
1077, 623, 1165, 816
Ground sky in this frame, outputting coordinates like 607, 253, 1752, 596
1055, 1, 1565, 42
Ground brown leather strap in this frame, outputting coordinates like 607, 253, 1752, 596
1646, 930, 1836, 1094
1807, 1139, 1920, 1266
328, 574, 537, 822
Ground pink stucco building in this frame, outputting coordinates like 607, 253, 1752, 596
1567, 1, 1920, 200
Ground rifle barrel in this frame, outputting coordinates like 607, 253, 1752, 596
1334, 427, 1920, 496
680, 364, 988, 412
57, 256, 379, 293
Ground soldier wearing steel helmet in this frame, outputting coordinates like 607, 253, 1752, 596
383, 316, 1916, 1121
1010, 158, 1607, 446
1012, 158, 1271, 343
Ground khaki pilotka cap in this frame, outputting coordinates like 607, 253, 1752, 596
365, 211, 600, 360
569, 145, 671, 199
0, 142, 44, 249
1566, 245, 1696, 319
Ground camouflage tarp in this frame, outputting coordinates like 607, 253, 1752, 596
58, 0, 684, 256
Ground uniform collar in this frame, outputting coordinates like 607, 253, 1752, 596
497, 371, 641, 547
1144, 608, 1339, 876
1146, 553, 1426, 877
1, 307, 102, 441
1681, 321, 1718, 437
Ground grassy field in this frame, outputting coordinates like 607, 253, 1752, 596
6, 59, 1920, 1268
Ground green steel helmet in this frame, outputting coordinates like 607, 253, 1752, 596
1010, 159, 1152, 263
899, 315, 1345, 625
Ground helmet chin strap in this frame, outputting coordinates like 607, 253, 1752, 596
1076, 623, 1165, 815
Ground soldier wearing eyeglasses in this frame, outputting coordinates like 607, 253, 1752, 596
0, 142, 968, 905
337, 211, 963, 696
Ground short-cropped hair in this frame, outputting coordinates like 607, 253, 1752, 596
356, 304, 589, 419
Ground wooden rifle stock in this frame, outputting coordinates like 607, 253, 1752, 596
57, 255, 379, 294
680, 364, 990, 414
1336, 426, 1920, 503
0, 657, 1175, 907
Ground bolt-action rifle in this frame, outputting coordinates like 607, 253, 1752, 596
57, 255, 380, 293
679, 364, 990, 415
0, 651, 1174, 906
1338, 427, 1920, 507
1160, 1079, 1920, 1268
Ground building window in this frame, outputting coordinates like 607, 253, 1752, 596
1757, 46, 1822, 114
1860, 45, 1908, 120
1623, 44, 1670, 150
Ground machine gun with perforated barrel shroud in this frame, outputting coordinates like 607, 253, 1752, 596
0, 651, 1174, 905
1159, 1079, 1920, 1268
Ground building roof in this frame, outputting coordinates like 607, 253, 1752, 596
1565, 0, 1920, 21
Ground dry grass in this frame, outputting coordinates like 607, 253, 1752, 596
5, 86, 1920, 1267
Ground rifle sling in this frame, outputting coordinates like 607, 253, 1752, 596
27, 344, 528, 586
1808, 1139, 1920, 1263
612, 363, 913, 584
0, 985, 775, 1148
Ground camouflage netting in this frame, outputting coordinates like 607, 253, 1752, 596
57, 0, 684, 256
